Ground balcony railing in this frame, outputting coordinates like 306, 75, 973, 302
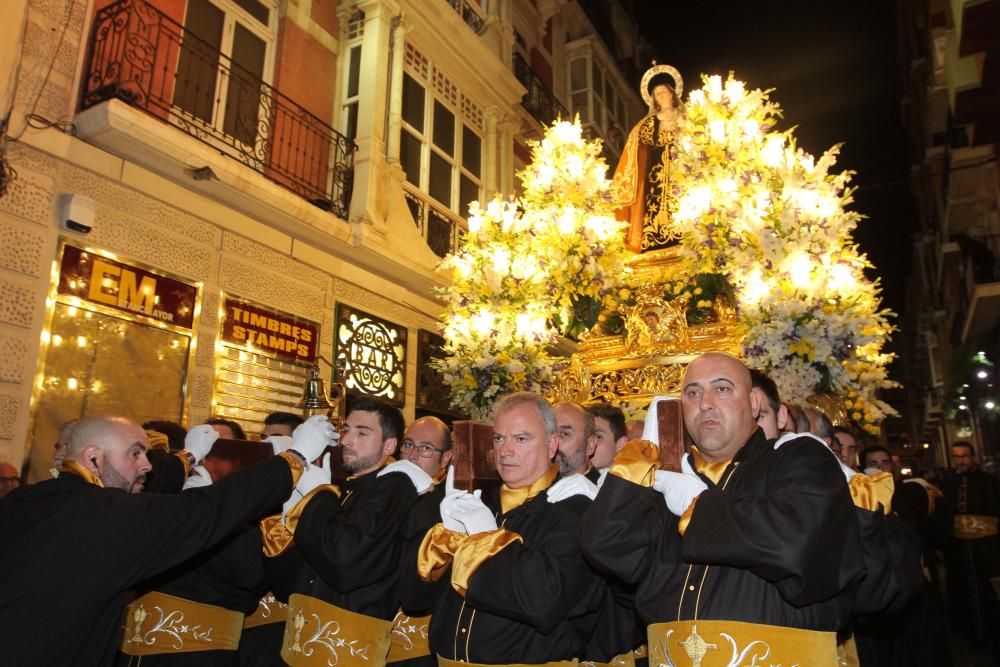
446, 0, 485, 34
81, 0, 355, 217
403, 185, 466, 259
513, 52, 569, 127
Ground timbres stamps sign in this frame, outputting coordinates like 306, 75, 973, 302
221, 297, 319, 363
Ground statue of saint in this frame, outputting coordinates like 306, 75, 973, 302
611, 64, 683, 252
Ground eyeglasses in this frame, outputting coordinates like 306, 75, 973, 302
400, 441, 445, 458
0, 476, 19, 484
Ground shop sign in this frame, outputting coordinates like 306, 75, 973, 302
334, 304, 406, 404
221, 297, 318, 363
57, 245, 197, 329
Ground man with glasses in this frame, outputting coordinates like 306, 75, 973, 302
398, 416, 452, 480
0, 462, 20, 498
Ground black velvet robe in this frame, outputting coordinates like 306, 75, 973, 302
0, 456, 295, 666
581, 430, 865, 632
266, 463, 419, 621
426, 485, 603, 664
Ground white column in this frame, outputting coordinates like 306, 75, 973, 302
385, 17, 408, 164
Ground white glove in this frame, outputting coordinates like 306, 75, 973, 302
263, 435, 293, 454
641, 396, 678, 445
184, 424, 219, 464
653, 469, 707, 517
182, 464, 213, 489
378, 459, 434, 494
282, 452, 332, 523
440, 466, 480, 532
680, 452, 696, 477
547, 474, 598, 503
450, 495, 498, 535
291, 415, 338, 463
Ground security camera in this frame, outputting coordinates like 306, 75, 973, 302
59, 193, 96, 234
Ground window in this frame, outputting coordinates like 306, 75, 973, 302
567, 52, 629, 160
174, 0, 276, 146
341, 11, 364, 143
399, 71, 483, 216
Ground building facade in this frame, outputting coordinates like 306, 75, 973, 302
0, 0, 648, 480
897, 0, 999, 467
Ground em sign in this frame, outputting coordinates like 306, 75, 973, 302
57, 245, 197, 329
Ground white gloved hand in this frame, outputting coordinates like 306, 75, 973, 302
282, 452, 332, 523
378, 459, 434, 494
641, 396, 678, 445
263, 435, 293, 454
653, 469, 707, 517
184, 424, 219, 464
291, 415, 338, 463
450, 494, 498, 535
547, 473, 598, 503
440, 466, 480, 532
182, 464, 213, 489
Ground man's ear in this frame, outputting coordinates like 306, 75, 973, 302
586, 434, 598, 458
441, 450, 454, 468
81, 445, 101, 474
381, 437, 398, 457
615, 436, 628, 453
547, 433, 559, 461
749, 389, 763, 422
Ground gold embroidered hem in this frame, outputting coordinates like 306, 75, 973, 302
647, 619, 837, 666
848, 472, 894, 515
609, 440, 659, 488
500, 464, 559, 514
581, 644, 647, 667
838, 634, 860, 667
281, 594, 392, 666
417, 523, 469, 582
59, 460, 103, 487
120, 591, 244, 655
243, 593, 288, 629
438, 656, 578, 667
452, 528, 524, 596
386, 611, 431, 661
954, 514, 999, 539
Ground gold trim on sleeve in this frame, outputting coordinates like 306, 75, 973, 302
848, 472, 894, 515
609, 440, 660, 488
417, 523, 468, 582
451, 529, 524, 597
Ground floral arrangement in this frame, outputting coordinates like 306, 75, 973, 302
433, 120, 629, 419
669, 74, 898, 433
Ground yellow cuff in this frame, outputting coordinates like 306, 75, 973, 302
609, 439, 660, 487
260, 515, 294, 557
849, 472, 894, 515
677, 494, 700, 536
417, 523, 468, 582
175, 450, 193, 477
451, 529, 523, 597
277, 451, 305, 486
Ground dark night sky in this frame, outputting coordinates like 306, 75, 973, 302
637, 0, 917, 327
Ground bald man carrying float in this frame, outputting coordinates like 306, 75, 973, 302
0, 413, 335, 665
582, 352, 865, 666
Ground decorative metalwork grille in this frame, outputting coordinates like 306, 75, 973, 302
403, 185, 466, 258
81, 0, 356, 217
416, 329, 456, 414
445, 0, 484, 34
512, 52, 569, 127
334, 304, 407, 406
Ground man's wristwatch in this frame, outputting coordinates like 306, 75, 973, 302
179, 450, 197, 467
287, 449, 309, 465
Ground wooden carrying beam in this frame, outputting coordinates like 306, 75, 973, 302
207, 439, 348, 482
451, 420, 501, 493
656, 399, 688, 472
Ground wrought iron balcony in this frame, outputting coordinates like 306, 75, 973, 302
446, 0, 485, 34
81, 0, 355, 217
403, 185, 466, 259
513, 52, 569, 127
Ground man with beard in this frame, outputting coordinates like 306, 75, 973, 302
554, 401, 599, 481
0, 414, 328, 665
941, 441, 1000, 660
415, 392, 603, 665
262, 397, 432, 666
582, 353, 865, 665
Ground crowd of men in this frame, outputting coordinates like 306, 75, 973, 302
0, 351, 998, 666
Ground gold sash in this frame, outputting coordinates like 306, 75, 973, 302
386, 611, 431, 661
438, 657, 578, 667
954, 514, 1000, 539
120, 591, 244, 655
243, 593, 288, 629
281, 594, 393, 666
647, 619, 837, 666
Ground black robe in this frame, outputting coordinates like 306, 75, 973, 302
581, 429, 865, 632
266, 463, 419, 621
427, 485, 603, 663
941, 469, 1000, 643
0, 456, 295, 666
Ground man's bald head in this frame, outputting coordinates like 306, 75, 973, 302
0, 462, 20, 498
66, 415, 151, 492
553, 402, 596, 475
680, 352, 761, 462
